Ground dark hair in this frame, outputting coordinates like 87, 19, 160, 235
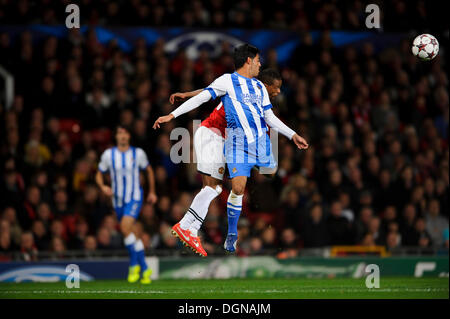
114, 124, 133, 145
257, 68, 281, 85
114, 124, 132, 135
233, 44, 260, 69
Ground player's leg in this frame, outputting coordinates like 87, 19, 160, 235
175, 174, 222, 256
223, 131, 254, 252
173, 127, 224, 256
130, 214, 153, 284
224, 172, 248, 253
121, 200, 148, 283
227, 175, 247, 233
120, 214, 140, 282
126, 200, 152, 283
188, 175, 222, 236
187, 175, 223, 256
178, 176, 222, 234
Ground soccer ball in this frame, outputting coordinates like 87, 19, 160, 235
411, 34, 439, 61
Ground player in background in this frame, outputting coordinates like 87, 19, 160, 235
154, 44, 308, 254
96, 125, 157, 283
166, 69, 284, 257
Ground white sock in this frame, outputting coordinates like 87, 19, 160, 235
124, 233, 136, 246
179, 186, 221, 236
134, 239, 144, 252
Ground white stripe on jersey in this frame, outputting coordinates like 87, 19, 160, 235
228, 84, 255, 143
250, 80, 265, 114
237, 76, 263, 138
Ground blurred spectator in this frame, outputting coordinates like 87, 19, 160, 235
52, 189, 72, 217
69, 217, 90, 250
36, 202, 52, 226
366, 216, 385, 245
84, 235, 97, 252
50, 236, 67, 259
354, 206, 373, 243
202, 202, 224, 249
0, 220, 16, 253
280, 187, 303, 232
96, 227, 113, 250
2, 206, 22, 246
20, 185, 40, 229
261, 226, 277, 250
386, 231, 401, 250
0, 230, 15, 254
425, 199, 449, 247
19, 231, 38, 261
401, 203, 419, 246
279, 228, 298, 250
0, 169, 25, 211
31, 220, 50, 251
50, 219, 67, 242
302, 204, 329, 248
139, 203, 160, 236
101, 214, 122, 249
360, 233, 376, 246
248, 237, 264, 255
141, 232, 152, 250
158, 222, 179, 250
412, 218, 433, 247
381, 205, 398, 235
326, 200, 354, 245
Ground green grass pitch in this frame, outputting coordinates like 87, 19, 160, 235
0, 278, 448, 299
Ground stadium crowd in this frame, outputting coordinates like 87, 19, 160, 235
0, 0, 444, 32
0, 2, 448, 261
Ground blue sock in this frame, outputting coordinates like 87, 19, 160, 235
135, 240, 148, 271
124, 233, 138, 267
227, 191, 243, 235
227, 207, 241, 235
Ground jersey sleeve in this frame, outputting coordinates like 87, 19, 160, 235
137, 148, 150, 170
98, 149, 110, 173
260, 81, 273, 111
204, 74, 229, 99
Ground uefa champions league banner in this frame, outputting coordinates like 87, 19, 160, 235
0, 258, 158, 283
0, 256, 447, 282
0, 25, 407, 66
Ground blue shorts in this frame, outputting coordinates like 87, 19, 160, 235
114, 199, 143, 221
225, 132, 277, 178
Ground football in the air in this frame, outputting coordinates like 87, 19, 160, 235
411, 34, 439, 61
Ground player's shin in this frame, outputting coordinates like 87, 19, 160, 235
226, 191, 243, 235
134, 239, 148, 271
180, 185, 221, 234
124, 233, 139, 267
189, 185, 222, 236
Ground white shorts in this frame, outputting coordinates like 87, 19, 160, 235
194, 126, 226, 180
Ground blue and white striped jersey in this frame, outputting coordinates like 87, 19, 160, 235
205, 72, 273, 144
98, 147, 149, 208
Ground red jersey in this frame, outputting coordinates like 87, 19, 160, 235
200, 102, 227, 138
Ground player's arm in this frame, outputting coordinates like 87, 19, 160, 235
153, 74, 228, 129
145, 164, 157, 205
95, 170, 113, 196
169, 89, 204, 104
264, 109, 309, 150
96, 150, 113, 196
153, 90, 212, 129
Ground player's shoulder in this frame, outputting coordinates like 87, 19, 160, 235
216, 73, 232, 81
134, 147, 147, 156
101, 147, 114, 156
252, 78, 264, 89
